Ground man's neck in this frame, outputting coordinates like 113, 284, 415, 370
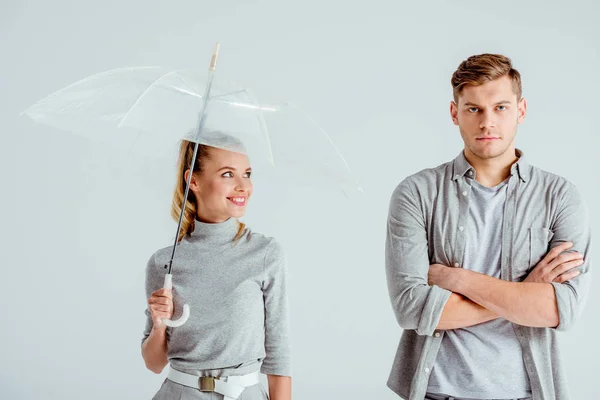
464, 147, 518, 187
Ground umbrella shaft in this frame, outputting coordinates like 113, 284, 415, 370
167, 70, 215, 274
168, 141, 201, 274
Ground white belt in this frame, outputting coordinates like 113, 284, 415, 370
167, 366, 260, 400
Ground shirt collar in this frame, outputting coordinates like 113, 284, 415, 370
452, 148, 529, 183
189, 217, 240, 244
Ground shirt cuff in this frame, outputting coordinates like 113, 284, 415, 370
417, 285, 452, 336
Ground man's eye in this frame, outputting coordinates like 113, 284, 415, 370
498, 105, 507, 111
468, 108, 479, 113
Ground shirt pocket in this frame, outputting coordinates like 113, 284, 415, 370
512, 227, 554, 281
528, 226, 554, 271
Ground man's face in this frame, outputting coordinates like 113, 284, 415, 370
450, 75, 526, 162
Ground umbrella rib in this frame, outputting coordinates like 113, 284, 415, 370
167, 86, 203, 98
169, 86, 242, 102
209, 89, 246, 99
20, 66, 163, 116
244, 88, 275, 165
283, 101, 361, 191
117, 69, 181, 128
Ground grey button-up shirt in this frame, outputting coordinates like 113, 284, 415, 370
385, 149, 592, 400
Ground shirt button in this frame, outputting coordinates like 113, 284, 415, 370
459, 226, 464, 231
462, 191, 468, 196
434, 332, 441, 338
424, 367, 430, 373
454, 263, 459, 267
468, 171, 473, 176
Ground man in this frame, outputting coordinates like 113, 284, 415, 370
385, 53, 592, 400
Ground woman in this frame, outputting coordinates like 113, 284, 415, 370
141, 135, 292, 400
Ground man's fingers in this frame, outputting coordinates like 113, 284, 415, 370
553, 270, 581, 284
544, 242, 573, 263
548, 251, 583, 270
550, 259, 584, 278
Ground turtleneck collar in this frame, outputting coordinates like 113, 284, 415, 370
189, 217, 240, 245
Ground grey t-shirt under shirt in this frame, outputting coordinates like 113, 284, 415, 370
428, 178, 532, 399
142, 217, 291, 377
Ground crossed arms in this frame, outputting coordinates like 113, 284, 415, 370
385, 180, 592, 335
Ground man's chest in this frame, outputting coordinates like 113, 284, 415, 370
425, 181, 556, 281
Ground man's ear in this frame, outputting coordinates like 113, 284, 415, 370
517, 97, 527, 124
450, 101, 459, 126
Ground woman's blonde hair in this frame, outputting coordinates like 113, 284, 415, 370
170, 139, 246, 243
451, 53, 522, 103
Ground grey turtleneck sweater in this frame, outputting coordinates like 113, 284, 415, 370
142, 217, 291, 377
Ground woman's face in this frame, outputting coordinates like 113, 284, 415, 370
189, 147, 253, 223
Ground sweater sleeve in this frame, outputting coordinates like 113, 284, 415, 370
260, 239, 292, 376
141, 252, 170, 347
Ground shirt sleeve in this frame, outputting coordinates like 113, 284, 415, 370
385, 178, 452, 336
260, 239, 292, 376
550, 182, 592, 331
141, 252, 170, 347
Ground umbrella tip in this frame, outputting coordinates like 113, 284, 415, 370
210, 43, 220, 71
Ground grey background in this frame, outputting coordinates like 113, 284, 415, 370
1, 0, 598, 399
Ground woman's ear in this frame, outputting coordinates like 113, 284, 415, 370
184, 169, 201, 192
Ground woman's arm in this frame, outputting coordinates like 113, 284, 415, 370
142, 326, 169, 373
262, 240, 292, 398
267, 375, 292, 400
142, 287, 173, 373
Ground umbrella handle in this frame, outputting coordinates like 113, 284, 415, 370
160, 274, 190, 328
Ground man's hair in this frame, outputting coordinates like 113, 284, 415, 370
451, 53, 522, 103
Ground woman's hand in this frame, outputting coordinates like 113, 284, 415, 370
148, 288, 174, 330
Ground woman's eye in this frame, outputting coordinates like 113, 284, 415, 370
245, 172, 252, 178
222, 172, 233, 178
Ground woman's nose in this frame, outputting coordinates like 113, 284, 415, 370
235, 179, 250, 192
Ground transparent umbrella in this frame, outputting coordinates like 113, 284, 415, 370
22, 44, 361, 327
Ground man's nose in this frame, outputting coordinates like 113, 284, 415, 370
479, 110, 496, 130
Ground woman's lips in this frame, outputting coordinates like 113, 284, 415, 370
227, 197, 247, 206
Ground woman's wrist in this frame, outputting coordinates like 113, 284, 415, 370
151, 324, 168, 336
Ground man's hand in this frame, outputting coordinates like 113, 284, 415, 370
429, 241, 583, 289
524, 242, 584, 284
428, 263, 459, 290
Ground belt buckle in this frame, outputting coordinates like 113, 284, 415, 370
199, 376, 217, 392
